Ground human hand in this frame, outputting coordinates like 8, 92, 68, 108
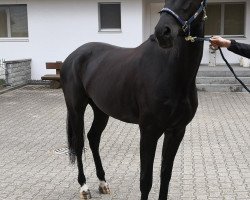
210, 36, 231, 48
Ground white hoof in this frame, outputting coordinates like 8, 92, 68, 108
99, 181, 111, 194
80, 184, 92, 199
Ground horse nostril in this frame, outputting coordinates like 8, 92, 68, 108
163, 26, 171, 36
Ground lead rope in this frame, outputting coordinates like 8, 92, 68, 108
218, 47, 250, 93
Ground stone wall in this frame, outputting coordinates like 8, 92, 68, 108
0, 59, 5, 81
4, 59, 31, 87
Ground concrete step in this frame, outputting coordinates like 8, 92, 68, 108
196, 65, 250, 92
196, 77, 250, 84
197, 84, 250, 92
197, 65, 250, 77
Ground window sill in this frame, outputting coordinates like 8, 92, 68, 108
205, 35, 246, 39
98, 29, 122, 33
0, 38, 29, 42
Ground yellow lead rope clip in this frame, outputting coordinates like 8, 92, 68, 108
185, 36, 197, 42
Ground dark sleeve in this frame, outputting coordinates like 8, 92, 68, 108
227, 40, 250, 59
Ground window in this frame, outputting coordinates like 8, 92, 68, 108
205, 3, 245, 37
0, 4, 28, 38
99, 3, 121, 31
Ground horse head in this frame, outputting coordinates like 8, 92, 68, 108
155, 0, 207, 48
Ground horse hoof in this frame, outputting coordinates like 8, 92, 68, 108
99, 181, 111, 194
99, 185, 111, 194
80, 189, 92, 199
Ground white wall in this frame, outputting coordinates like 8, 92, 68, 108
0, 0, 143, 79
143, 0, 164, 40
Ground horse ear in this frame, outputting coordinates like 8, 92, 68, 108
149, 34, 156, 42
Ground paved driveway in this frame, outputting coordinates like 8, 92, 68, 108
0, 85, 249, 200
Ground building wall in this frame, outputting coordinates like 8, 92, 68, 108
0, 59, 5, 81
143, 0, 164, 40
0, 0, 143, 79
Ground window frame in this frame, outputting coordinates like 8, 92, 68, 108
205, 2, 246, 38
98, 2, 122, 33
0, 4, 29, 41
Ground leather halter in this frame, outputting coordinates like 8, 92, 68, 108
159, 0, 208, 37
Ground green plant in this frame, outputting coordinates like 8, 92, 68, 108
0, 79, 5, 86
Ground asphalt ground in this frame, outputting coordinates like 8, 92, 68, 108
0, 85, 249, 200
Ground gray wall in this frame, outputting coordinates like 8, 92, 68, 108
4, 59, 31, 87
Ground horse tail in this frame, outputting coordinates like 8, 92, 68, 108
61, 56, 88, 164
66, 107, 85, 164
66, 111, 75, 163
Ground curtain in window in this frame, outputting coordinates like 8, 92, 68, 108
0, 8, 7, 37
205, 3, 245, 36
204, 4, 221, 35
10, 5, 28, 37
224, 4, 244, 35
99, 4, 121, 29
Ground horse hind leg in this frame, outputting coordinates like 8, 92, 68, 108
87, 102, 110, 195
63, 84, 91, 199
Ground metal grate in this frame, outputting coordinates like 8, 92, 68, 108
54, 147, 69, 155
54, 147, 88, 155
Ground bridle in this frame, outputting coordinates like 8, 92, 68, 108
159, 0, 208, 42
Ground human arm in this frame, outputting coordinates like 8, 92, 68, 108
227, 40, 250, 59
210, 36, 250, 59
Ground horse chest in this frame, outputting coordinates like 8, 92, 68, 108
159, 97, 197, 128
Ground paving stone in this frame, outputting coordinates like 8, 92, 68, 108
0, 85, 249, 199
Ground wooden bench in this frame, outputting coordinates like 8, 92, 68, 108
41, 61, 63, 89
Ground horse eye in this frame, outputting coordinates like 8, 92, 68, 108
182, 3, 191, 11
182, 2, 194, 12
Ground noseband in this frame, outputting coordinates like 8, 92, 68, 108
160, 0, 208, 41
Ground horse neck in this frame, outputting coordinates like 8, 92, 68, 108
179, 41, 203, 78
166, 25, 204, 85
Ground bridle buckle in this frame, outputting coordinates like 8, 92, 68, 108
182, 22, 189, 33
203, 8, 208, 21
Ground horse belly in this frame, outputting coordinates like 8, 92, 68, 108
86, 82, 139, 124
95, 97, 139, 124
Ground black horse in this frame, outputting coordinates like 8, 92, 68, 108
61, 0, 207, 199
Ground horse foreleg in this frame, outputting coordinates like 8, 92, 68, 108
87, 103, 110, 194
139, 124, 162, 200
158, 128, 185, 200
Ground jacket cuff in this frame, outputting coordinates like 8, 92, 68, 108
228, 40, 236, 50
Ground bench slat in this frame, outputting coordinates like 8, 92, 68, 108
41, 74, 60, 81
46, 62, 63, 69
